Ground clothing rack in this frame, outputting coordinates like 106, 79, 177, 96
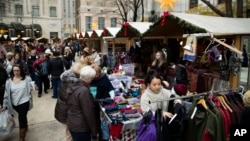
149, 87, 242, 104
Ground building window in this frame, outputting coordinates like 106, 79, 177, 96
189, 0, 198, 9
110, 18, 117, 27
50, 7, 57, 17
32, 6, 39, 16
0, 3, 5, 15
50, 32, 58, 39
86, 1, 91, 6
85, 16, 92, 31
15, 4, 23, 15
98, 17, 105, 30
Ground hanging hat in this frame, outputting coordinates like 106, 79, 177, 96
174, 84, 187, 96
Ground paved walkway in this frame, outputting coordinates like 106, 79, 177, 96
0, 88, 65, 141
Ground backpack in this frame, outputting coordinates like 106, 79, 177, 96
35, 61, 48, 76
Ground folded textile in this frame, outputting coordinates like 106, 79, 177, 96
120, 107, 132, 113
127, 97, 140, 105
124, 109, 138, 114
124, 113, 141, 118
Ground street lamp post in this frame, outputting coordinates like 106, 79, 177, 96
31, 9, 34, 38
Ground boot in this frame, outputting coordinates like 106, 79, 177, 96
19, 128, 27, 141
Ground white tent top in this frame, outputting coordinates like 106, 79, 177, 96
129, 22, 153, 34
22, 37, 31, 41
76, 32, 86, 39
94, 30, 103, 37
106, 27, 120, 37
87, 31, 93, 37
171, 12, 250, 36
11, 37, 18, 41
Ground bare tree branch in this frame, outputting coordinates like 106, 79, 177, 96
200, 0, 227, 17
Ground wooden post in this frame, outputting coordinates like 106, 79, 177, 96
229, 35, 241, 88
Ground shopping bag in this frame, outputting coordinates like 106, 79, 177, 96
0, 110, 15, 135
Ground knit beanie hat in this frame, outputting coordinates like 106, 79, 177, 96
174, 84, 187, 96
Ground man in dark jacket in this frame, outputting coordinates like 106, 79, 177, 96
48, 51, 64, 98
27, 50, 39, 88
0, 59, 8, 106
175, 59, 189, 86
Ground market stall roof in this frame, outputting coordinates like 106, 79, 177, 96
116, 22, 153, 38
102, 27, 120, 37
143, 12, 250, 37
36, 37, 48, 43
171, 12, 250, 36
90, 30, 103, 38
76, 32, 85, 39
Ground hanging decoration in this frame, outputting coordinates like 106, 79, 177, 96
79, 32, 84, 39
123, 22, 129, 37
161, 11, 169, 26
155, 0, 177, 26
155, 0, 176, 10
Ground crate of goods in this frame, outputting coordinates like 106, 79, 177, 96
122, 64, 135, 76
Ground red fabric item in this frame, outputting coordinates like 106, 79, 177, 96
120, 107, 132, 113
110, 123, 123, 139
174, 84, 188, 96
202, 130, 212, 141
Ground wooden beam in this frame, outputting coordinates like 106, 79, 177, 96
213, 37, 242, 55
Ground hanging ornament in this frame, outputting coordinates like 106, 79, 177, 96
155, 0, 176, 10
123, 22, 129, 37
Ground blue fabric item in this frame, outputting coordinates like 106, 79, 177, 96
52, 78, 61, 98
101, 118, 110, 140
117, 105, 127, 109
137, 110, 157, 141
183, 54, 196, 62
105, 106, 119, 113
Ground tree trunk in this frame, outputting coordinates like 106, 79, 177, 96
225, 0, 233, 17
237, 0, 243, 17
141, 0, 144, 22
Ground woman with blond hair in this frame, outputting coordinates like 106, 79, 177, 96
148, 50, 168, 81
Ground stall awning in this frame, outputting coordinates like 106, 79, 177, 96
116, 22, 153, 38
171, 12, 250, 36
11, 22, 24, 30
31, 24, 42, 31
0, 23, 8, 30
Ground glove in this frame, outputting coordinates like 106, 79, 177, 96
109, 90, 115, 99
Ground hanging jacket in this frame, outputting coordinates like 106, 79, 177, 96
137, 110, 157, 141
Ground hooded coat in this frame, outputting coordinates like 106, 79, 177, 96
58, 70, 97, 135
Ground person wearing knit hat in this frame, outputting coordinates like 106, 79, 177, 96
173, 84, 188, 96
241, 90, 250, 124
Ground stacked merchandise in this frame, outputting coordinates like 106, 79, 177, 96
99, 77, 143, 141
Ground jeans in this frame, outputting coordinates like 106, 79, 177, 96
70, 130, 91, 141
52, 78, 61, 98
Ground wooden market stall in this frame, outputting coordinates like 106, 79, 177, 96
142, 12, 250, 89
